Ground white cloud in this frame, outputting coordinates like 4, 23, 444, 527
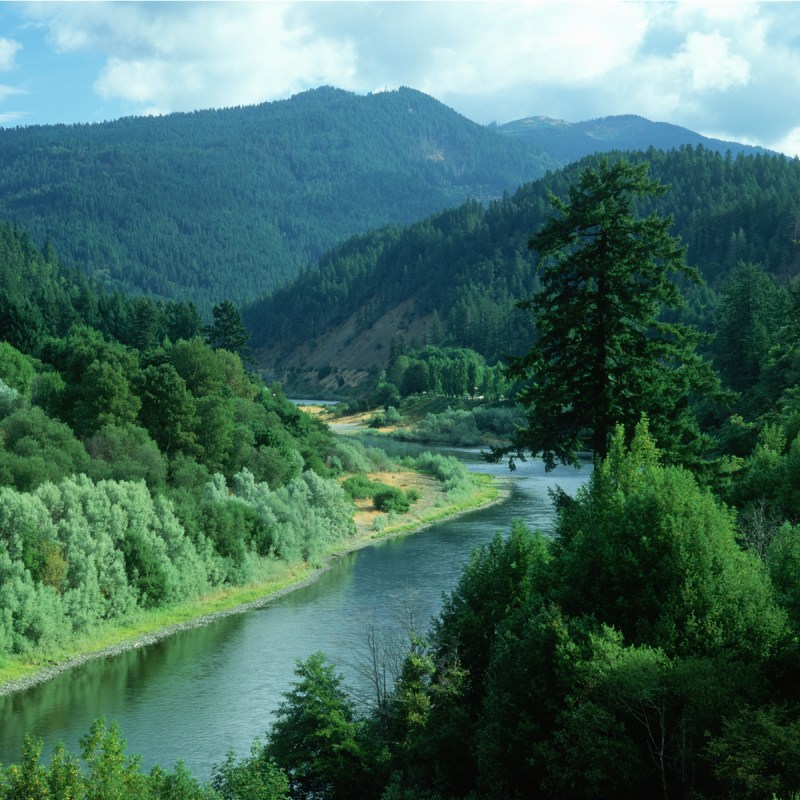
32, 2, 359, 115
24, 2, 655, 117
10, 0, 800, 153
0, 38, 23, 108
0, 37, 21, 71
770, 126, 800, 159
676, 31, 750, 92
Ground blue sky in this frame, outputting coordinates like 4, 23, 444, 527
1, 1, 799, 156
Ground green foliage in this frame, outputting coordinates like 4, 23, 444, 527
766, 522, 800, 628
396, 408, 481, 446
372, 487, 412, 514
250, 147, 800, 386
205, 301, 252, 361
85, 424, 168, 488
341, 474, 379, 501
0, 724, 222, 800
137, 363, 200, 459
713, 261, 785, 399
507, 158, 714, 468
0, 407, 91, 491
80, 719, 150, 800
212, 745, 290, 800
555, 422, 786, 657
0, 342, 37, 395
264, 653, 372, 800
434, 521, 551, 714
358, 426, 795, 800
707, 705, 800, 798
403, 452, 470, 496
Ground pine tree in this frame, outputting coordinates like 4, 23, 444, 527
204, 300, 252, 361
506, 158, 714, 468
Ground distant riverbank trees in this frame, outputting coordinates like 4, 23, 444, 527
375, 342, 510, 403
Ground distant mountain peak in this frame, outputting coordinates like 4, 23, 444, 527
494, 112, 770, 162
501, 115, 573, 131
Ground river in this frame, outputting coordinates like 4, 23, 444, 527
0, 437, 587, 781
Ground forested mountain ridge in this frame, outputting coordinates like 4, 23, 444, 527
246, 146, 800, 394
0, 87, 555, 310
0, 87, 770, 315
495, 113, 771, 163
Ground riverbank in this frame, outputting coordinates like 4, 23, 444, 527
0, 467, 501, 697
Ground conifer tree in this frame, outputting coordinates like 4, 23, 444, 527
506, 158, 714, 468
205, 300, 252, 361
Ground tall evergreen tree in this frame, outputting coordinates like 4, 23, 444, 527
505, 158, 715, 468
205, 300, 252, 361
714, 261, 784, 395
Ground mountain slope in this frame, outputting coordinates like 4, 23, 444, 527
0, 87, 554, 310
246, 147, 800, 394
495, 114, 770, 163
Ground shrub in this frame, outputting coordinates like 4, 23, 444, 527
373, 486, 411, 514
342, 474, 380, 500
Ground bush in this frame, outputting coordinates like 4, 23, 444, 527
373, 486, 412, 514
408, 452, 467, 484
342, 474, 380, 500
394, 408, 481, 446
384, 406, 402, 425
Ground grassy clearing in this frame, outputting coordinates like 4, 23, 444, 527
0, 467, 499, 693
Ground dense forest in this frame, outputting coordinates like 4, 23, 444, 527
0, 87, 555, 310
0, 92, 773, 317
247, 146, 800, 392
0, 221, 490, 666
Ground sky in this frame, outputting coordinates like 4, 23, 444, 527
0, 1, 799, 156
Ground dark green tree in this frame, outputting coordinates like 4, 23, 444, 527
264, 653, 372, 800
137, 363, 200, 458
506, 158, 713, 468
553, 420, 786, 659
714, 261, 784, 396
205, 300, 252, 361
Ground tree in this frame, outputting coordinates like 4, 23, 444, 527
553, 421, 786, 658
713, 261, 784, 397
506, 158, 712, 468
80, 719, 150, 800
205, 300, 252, 361
264, 652, 371, 800
211, 744, 290, 800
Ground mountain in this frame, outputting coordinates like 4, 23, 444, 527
0, 87, 554, 311
246, 146, 800, 395
0, 86, 772, 315
494, 113, 770, 163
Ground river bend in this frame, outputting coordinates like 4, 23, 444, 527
0, 439, 586, 779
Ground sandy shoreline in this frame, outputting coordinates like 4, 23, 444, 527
0, 477, 505, 698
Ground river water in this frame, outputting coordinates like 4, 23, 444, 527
0, 437, 587, 780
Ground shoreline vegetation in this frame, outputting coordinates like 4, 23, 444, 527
0, 454, 501, 698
